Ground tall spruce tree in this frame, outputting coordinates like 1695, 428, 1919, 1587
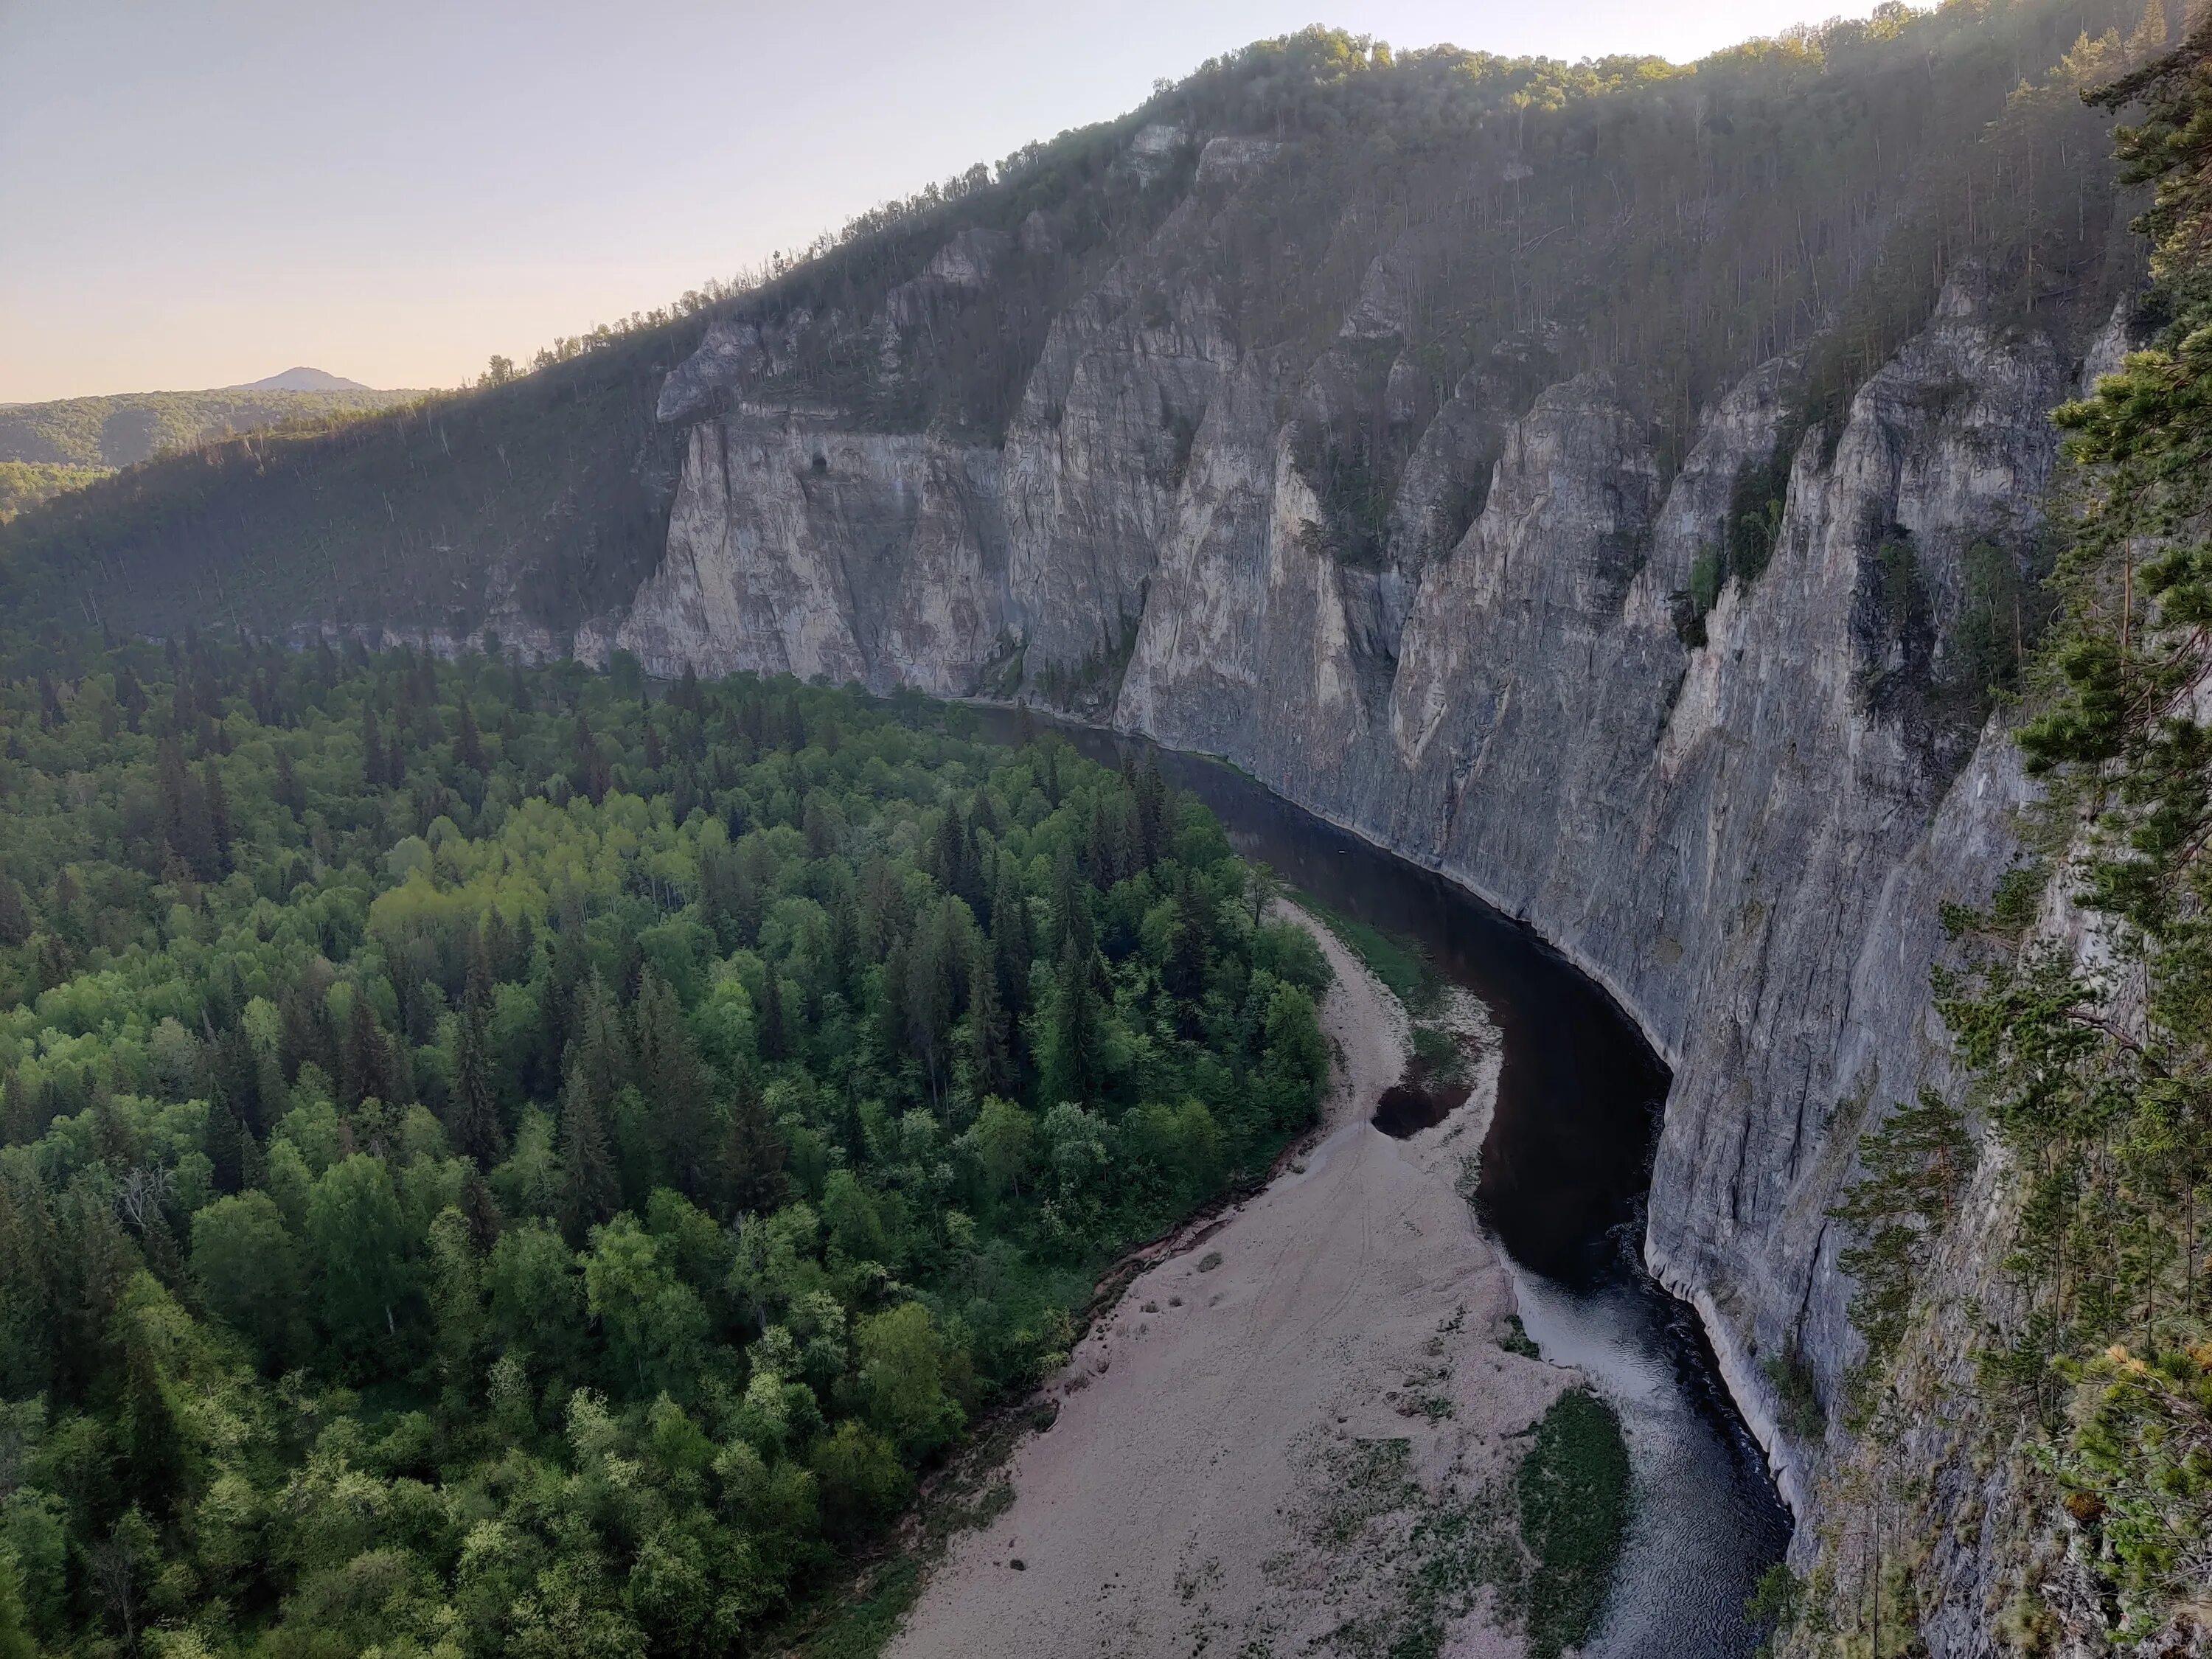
449, 987, 505, 1168
635, 965, 714, 1200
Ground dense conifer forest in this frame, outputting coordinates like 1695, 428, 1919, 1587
0, 636, 1330, 1657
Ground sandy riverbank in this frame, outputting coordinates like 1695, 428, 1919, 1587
885, 905, 1574, 1658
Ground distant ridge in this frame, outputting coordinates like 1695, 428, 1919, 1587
229, 366, 370, 392
0, 380, 417, 509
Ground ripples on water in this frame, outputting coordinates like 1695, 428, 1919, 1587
1509, 1242, 1792, 1657
959, 709, 1790, 1656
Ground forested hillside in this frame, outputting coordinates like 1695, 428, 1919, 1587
0, 468, 105, 528
0, 637, 1329, 1656
0, 0, 2146, 647
0, 390, 417, 472
0, 389, 417, 527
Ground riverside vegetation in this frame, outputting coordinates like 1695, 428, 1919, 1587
0, 638, 1346, 1658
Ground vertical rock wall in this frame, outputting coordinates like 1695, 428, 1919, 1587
608, 180, 2123, 1647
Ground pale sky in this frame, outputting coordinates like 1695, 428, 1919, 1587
0, 0, 1882, 403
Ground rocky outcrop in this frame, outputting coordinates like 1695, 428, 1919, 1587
614, 417, 1006, 696
577, 113, 2126, 1646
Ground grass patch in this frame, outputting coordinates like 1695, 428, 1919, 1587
791, 1559, 922, 1659
1295, 893, 1442, 1013
1515, 1388, 1632, 1659
1300, 1432, 1523, 1659
1411, 1023, 1464, 1080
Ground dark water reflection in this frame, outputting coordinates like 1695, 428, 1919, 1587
959, 708, 1791, 1658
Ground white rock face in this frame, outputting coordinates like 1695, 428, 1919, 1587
607, 204, 2126, 1650
616, 417, 1005, 697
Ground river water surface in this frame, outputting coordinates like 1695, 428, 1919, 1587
967, 709, 1791, 1658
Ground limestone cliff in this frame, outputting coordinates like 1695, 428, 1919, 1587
24, 10, 2162, 1646
588, 119, 2132, 1638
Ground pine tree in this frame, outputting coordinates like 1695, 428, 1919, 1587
91, 1082, 136, 1166
274, 747, 304, 818
827, 880, 860, 994
1135, 757, 1169, 869
1087, 794, 1116, 888
991, 866, 1032, 1012
565, 970, 630, 1106
720, 1069, 789, 1219
0, 877, 29, 949
205, 1100, 248, 1195
200, 758, 231, 874
734, 838, 769, 945
459, 1164, 504, 1253
1829, 1091, 1973, 1360
341, 992, 397, 1110
512, 910, 537, 982
966, 950, 1014, 1096
449, 987, 506, 1168
635, 965, 713, 1199
1050, 846, 1093, 960
119, 1306, 192, 1518
571, 710, 608, 804
2129, 0, 2169, 60
209, 1023, 266, 1137
544, 905, 591, 1060
1043, 938, 1105, 1106
758, 967, 790, 1062
115, 663, 146, 731
360, 706, 386, 790
455, 695, 488, 774
557, 1069, 620, 1238
902, 902, 961, 1098
481, 909, 515, 989
0, 1070, 30, 1147
934, 804, 968, 897
1166, 872, 1211, 1006
156, 734, 218, 880
699, 838, 743, 950
278, 961, 338, 1082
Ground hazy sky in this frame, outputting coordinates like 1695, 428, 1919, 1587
1, 0, 1883, 403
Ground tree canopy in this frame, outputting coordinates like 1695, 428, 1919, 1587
0, 635, 1330, 1657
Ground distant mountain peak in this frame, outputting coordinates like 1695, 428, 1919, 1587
230, 366, 369, 392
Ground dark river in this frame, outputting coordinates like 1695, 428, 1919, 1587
959, 707, 1792, 1658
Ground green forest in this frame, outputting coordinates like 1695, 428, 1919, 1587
0, 470, 106, 529
0, 392, 416, 475
0, 639, 1332, 1658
